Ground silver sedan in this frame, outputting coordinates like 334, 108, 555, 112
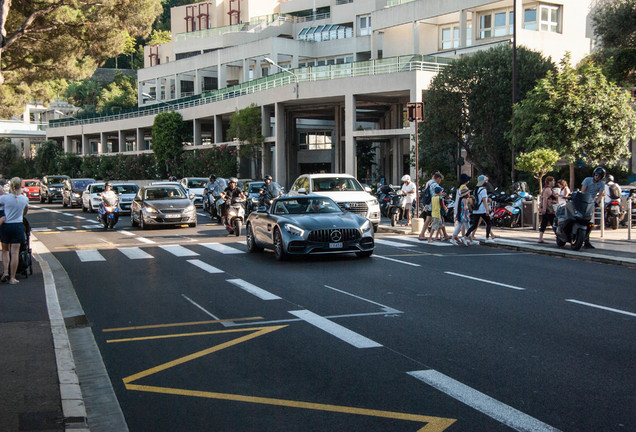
131, 185, 197, 229
245, 195, 374, 261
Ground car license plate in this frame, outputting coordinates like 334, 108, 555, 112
329, 242, 343, 249
165, 214, 181, 219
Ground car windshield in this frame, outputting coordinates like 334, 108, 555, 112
188, 179, 207, 188
249, 182, 265, 193
24, 181, 39, 187
91, 185, 105, 194
311, 177, 363, 192
72, 180, 93, 189
114, 184, 139, 194
48, 177, 66, 184
144, 187, 186, 200
273, 197, 341, 215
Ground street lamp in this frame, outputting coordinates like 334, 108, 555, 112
264, 57, 299, 99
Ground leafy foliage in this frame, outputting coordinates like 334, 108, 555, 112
420, 45, 555, 187
180, 145, 239, 178
151, 111, 188, 175
227, 104, 264, 175
514, 148, 561, 194
0, 139, 19, 175
33, 141, 64, 175
591, 0, 636, 50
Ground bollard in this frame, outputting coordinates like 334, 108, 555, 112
411, 217, 424, 234
628, 198, 632, 241
600, 201, 604, 238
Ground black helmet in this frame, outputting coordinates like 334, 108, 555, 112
264, 175, 272, 181
209, 174, 216, 181
593, 167, 606, 180
229, 177, 238, 184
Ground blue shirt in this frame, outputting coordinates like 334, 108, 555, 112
0, 193, 28, 223
581, 177, 606, 199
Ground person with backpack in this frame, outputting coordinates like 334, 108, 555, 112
464, 174, 496, 244
538, 176, 559, 243
450, 174, 472, 245
418, 172, 444, 241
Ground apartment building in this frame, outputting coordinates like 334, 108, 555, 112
47, 0, 596, 187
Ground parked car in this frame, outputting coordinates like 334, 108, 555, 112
130, 184, 197, 229
288, 173, 381, 231
22, 179, 41, 200
245, 195, 374, 261
39, 175, 70, 203
111, 183, 140, 213
62, 178, 95, 208
82, 182, 106, 213
180, 177, 208, 207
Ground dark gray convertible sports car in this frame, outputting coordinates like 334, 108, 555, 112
245, 195, 374, 261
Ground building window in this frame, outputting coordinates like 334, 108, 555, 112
440, 24, 472, 49
359, 15, 371, 36
523, 7, 537, 30
479, 9, 514, 39
523, 4, 561, 33
299, 131, 332, 150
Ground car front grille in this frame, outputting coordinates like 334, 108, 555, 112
308, 228, 360, 242
337, 201, 368, 216
161, 208, 182, 214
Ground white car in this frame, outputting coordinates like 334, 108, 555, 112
180, 177, 208, 207
81, 182, 106, 213
81, 182, 140, 213
111, 183, 140, 214
288, 173, 381, 231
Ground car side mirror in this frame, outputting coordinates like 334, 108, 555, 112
257, 205, 268, 212
298, 188, 307, 195
189, 193, 195, 200
364, 186, 372, 193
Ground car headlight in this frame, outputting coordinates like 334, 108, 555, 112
361, 220, 371, 233
184, 204, 196, 213
144, 205, 158, 214
73, 193, 81, 198
367, 198, 379, 207
284, 224, 305, 237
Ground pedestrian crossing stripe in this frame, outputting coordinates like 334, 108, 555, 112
201, 242, 245, 254
76, 249, 106, 262
119, 247, 154, 260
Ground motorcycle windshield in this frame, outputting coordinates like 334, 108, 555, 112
215, 178, 228, 190
572, 192, 595, 219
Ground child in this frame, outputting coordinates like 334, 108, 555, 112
428, 186, 447, 243
451, 186, 472, 245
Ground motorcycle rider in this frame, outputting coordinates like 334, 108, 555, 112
204, 174, 221, 209
604, 175, 622, 204
580, 166, 606, 248
259, 175, 282, 207
220, 177, 246, 227
101, 183, 118, 207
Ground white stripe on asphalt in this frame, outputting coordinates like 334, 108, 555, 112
82, 225, 101, 229
289, 310, 382, 349
444, 271, 525, 291
119, 230, 137, 236
201, 242, 245, 254
62, 213, 74, 217
227, 279, 281, 300
373, 255, 421, 267
119, 247, 153, 260
408, 370, 561, 432
76, 249, 106, 262
187, 259, 224, 274
136, 236, 156, 244
565, 299, 636, 317
160, 245, 199, 257
373, 238, 416, 248
392, 235, 454, 246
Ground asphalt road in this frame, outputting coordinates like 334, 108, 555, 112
27, 203, 636, 432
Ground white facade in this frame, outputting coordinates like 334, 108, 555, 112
47, 0, 598, 187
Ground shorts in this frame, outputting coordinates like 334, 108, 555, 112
404, 202, 412, 210
0, 222, 26, 245
431, 217, 444, 231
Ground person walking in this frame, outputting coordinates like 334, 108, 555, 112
451, 185, 472, 245
464, 174, 496, 243
0, 177, 29, 284
418, 172, 443, 240
538, 176, 559, 243
400, 174, 416, 226
428, 186, 447, 243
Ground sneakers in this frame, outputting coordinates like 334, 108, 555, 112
449, 238, 458, 246
460, 237, 469, 246
485, 238, 495, 243
470, 240, 480, 245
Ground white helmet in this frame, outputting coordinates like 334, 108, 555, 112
401, 174, 411, 182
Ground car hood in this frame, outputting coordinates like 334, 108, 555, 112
284, 212, 364, 228
310, 191, 375, 202
145, 199, 192, 210
188, 187, 205, 194
117, 193, 136, 200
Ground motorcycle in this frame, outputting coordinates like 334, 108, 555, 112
554, 191, 594, 251
206, 178, 227, 222
604, 199, 624, 230
98, 196, 119, 229
443, 187, 456, 223
224, 196, 246, 236
376, 185, 396, 218
491, 191, 532, 228
387, 190, 407, 226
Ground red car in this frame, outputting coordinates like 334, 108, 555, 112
22, 179, 41, 200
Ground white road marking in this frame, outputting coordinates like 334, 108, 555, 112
136, 236, 156, 244
32, 227, 52, 232
82, 224, 101, 229
373, 255, 421, 267
201, 242, 245, 254
62, 213, 74, 217
76, 249, 106, 262
182, 294, 223, 320
444, 271, 525, 291
119, 230, 137, 236
565, 299, 636, 317
408, 370, 561, 432
74, 215, 86, 220
187, 259, 223, 274
374, 238, 416, 248
227, 279, 281, 300
159, 245, 199, 257
323, 285, 402, 314
119, 247, 153, 260
289, 309, 382, 349
392, 235, 454, 246
57, 226, 77, 231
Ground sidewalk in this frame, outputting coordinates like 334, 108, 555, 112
378, 220, 636, 268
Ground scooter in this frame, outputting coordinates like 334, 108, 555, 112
225, 197, 246, 236
491, 191, 532, 227
554, 191, 594, 251
98, 197, 119, 229
387, 190, 407, 226
604, 199, 624, 230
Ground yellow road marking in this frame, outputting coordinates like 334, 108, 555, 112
125, 384, 456, 432
107, 326, 275, 343
103, 317, 262, 332
120, 324, 456, 431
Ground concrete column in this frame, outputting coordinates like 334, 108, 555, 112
193, 119, 202, 146
243, 58, 250, 82
217, 52, 227, 89
344, 94, 356, 176
274, 102, 287, 187
459, 9, 467, 48
175, 74, 181, 99
64, 136, 72, 153
333, 105, 341, 172
371, 31, 377, 59
119, 130, 126, 153
291, 55, 298, 69
136, 129, 144, 152
195, 70, 202, 94
392, 138, 401, 184
214, 115, 224, 143
99, 132, 106, 154
412, 21, 420, 54
261, 105, 272, 138
81, 133, 88, 155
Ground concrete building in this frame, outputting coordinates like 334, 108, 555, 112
47, 0, 599, 187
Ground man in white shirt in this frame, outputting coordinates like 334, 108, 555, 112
400, 174, 416, 226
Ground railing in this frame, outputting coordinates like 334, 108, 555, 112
49, 54, 452, 129
386, 0, 415, 7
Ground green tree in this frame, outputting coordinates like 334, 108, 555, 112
0, 139, 18, 175
0, 0, 162, 116
147, 29, 172, 45
510, 54, 636, 187
33, 141, 63, 176
420, 45, 554, 187
514, 148, 561, 195
65, 80, 103, 110
100, 73, 138, 113
151, 111, 187, 176
227, 104, 264, 177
